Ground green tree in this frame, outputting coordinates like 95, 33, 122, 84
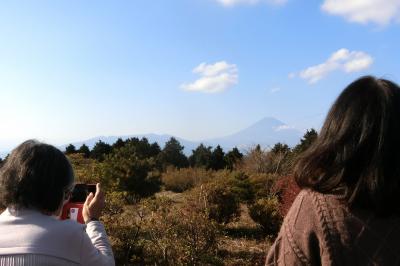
102, 141, 161, 197
224, 147, 243, 170
91, 140, 112, 161
293, 129, 318, 154
0, 157, 3, 167
271, 143, 290, 154
210, 145, 225, 170
159, 137, 188, 169
112, 138, 126, 150
65, 144, 77, 154
189, 144, 213, 169
214, 170, 254, 202
78, 144, 91, 158
124, 137, 161, 159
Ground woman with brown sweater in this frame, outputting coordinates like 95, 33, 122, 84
266, 76, 400, 265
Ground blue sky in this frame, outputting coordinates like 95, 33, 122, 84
0, 0, 399, 151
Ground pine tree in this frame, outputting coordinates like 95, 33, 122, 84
91, 140, 112, 161
65, 144, 77, 154
159, 137, 188, 169
112, 138, 126, 150
102, 141, 161, 197
189, 144, 213, 169
293, 129, 318, 154
271, 143, 290, 155
224, 147, 243, 170
210, 145, 225, 170
78, 144, 91, 158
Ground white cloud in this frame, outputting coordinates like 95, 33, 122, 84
322, 0, 400, 26
292, 48, 373, 84
181, 61, 238, 93
216, 0, 287, 7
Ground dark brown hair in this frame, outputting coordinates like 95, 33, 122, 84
0, 140, 74, 213
294, 76, 400, 216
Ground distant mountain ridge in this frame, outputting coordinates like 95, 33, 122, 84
205, 117, 301, 151
0, 117, 303, 158
58, 117, 303, 155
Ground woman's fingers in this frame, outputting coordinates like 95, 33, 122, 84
83, 193, 94, 223
85, 192, 94, 205
94, 183, 104, 200
83, 183, 105, 222
96, 183, 101, 194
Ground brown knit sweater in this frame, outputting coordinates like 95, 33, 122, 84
266, 189, 400, 265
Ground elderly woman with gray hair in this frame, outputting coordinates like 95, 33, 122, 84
0, 140, 115, 266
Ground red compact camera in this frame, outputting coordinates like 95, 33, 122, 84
60, 183, 96, 224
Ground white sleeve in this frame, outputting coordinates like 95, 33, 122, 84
80, 221, 115, 266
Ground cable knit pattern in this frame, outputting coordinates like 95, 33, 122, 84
309, 191, 342, 265
283, 220, 310, 265
266, 189, 400, 266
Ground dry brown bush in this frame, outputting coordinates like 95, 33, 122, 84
141, 195, 221, 265
239, 145, 293, 175
240, 146, 272, 174
161, 167, 212, 192
102, 190, 222, 265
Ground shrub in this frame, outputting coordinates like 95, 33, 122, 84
240, 145, 272, 174
141, 196, 222, 265
161, 167, 211, 192
273, 175, 301, 216
240, 144, 294, 175
101, 193, 222, 265
67, 153, 103, 184
214, 170, 254, 202
201, 179, 241, 224
248, 173, 279, 200
102, 205, 145, 265
101, 192, 147, 265
249, 197, 282, 238
103, 191, 140, 216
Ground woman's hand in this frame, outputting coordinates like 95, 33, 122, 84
83, 183, 105, 223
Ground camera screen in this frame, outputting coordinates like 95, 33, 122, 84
70, 184, 88, 203
87, 184, 97, 195
69, 183, 97, 203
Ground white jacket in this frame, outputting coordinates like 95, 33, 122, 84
0, 208, 115, 266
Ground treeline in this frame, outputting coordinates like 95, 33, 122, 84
64, 130, 318, 198
65, 128, 317, 173
65, 137, 245, 171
